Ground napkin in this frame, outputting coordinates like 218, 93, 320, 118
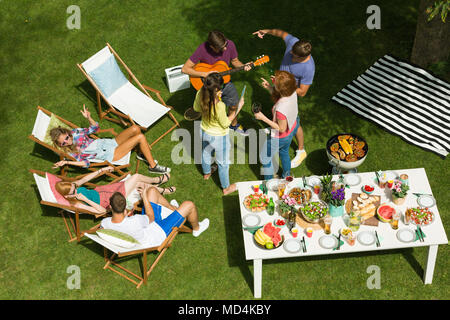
244, 225, 263, 235
414, 227, 427, 242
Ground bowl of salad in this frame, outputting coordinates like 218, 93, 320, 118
406, 207, 435, 226
299, 200, 329, 223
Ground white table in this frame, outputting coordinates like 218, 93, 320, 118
237, 168, 448, 298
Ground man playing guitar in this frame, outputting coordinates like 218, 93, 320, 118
182, 30, 252, 135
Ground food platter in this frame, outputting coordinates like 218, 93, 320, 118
288, 187, 312, 205
243, 193, 269, 212
319, 235, 338, 249
283, 238, 303, 254
406, 207, 435, 226
299, 200, 329, 223
242, 214, 261, 228
417, 194, 436, 208
396, 228, 416, 243
357, 231, 377, 246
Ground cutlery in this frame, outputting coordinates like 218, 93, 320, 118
375, 171, 380, 184
415, 228, 422, 242
337, 234, 341, 250
418, 226, 426, 242
374, 231, 380, 247
302, 236, 307, 253
413, 193, 433, 197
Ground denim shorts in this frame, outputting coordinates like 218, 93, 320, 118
83, 138, 118, 162
221, 82, 239, 108
141, 202, 184, 236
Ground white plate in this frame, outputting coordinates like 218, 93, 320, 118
357, 231, 376, 246
344, 174, 361, 186
417, 195, 436, 208
396, 228, 415, 243
307, 176, 321, 187
319, 235, 338, 249
283, 239, 303, 253
242, 214, 261, 228
266, 178, 280, 191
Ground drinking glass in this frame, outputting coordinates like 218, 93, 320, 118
277, 181, 287, 198
324, 215, 332, 235
252, 102, 262, 114
391, 210, 400, 230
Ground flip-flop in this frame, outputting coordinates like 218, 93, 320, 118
160, 186, 176, 195
156, 173, 170, 186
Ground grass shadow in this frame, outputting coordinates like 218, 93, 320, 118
222, 194, 254, 290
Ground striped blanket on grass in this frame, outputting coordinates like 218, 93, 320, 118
332, 55, 450, 157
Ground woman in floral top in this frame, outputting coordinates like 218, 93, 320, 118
50, 105, 170, 174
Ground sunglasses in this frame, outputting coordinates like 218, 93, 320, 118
60, 134, 71, 146
218, 41, 228, 51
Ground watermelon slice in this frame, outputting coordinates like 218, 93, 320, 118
377, 204, 395, 223
263, 223, 282, 247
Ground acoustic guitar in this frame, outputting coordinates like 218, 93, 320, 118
190, 55, 270, 90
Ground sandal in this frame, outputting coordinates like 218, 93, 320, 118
160, 186, 176, 195
155, 173, 170, 186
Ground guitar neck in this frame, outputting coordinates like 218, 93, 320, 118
219, 63, 254, 77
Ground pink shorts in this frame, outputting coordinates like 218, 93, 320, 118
95, 181, 126, 209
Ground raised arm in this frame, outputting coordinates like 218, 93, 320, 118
73, 166, 115, 186
253, 28, 288, 40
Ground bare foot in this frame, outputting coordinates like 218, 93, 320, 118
203, 174, 211, 180
222, 183, 237, 195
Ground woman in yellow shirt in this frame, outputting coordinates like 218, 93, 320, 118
193, 73, 244, 195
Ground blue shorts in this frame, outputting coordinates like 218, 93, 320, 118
141, 202, 184, 236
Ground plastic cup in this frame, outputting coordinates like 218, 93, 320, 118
387, 180, 394, 188
253, 184, 260, 193
306, 227, 313, 238
313, 184, 321, 195
291, 228, 298, 238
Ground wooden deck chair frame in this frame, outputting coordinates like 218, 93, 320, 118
30, 168, 128, 243
77, 43, 180, 148
85, 215, 192, 288
29, 106, 136, 178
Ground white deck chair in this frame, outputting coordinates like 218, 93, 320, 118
29, 106, 131, 177
77, 43, 180, 147
30, 168, 143, 242
84, 204, 192, 288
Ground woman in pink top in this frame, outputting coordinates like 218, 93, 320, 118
254, 71, 300, 179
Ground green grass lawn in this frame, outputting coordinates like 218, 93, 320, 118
0, 0, 448, 299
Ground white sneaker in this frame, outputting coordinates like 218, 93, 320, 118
291, 150, 307, 168
192, 218, 210, 237
170, 199, 179, 208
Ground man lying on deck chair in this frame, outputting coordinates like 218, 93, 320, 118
100, 189, 210, 247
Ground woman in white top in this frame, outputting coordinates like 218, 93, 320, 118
254, 70, 300, 179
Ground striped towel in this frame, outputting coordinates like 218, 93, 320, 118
332, 55, 450, 157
